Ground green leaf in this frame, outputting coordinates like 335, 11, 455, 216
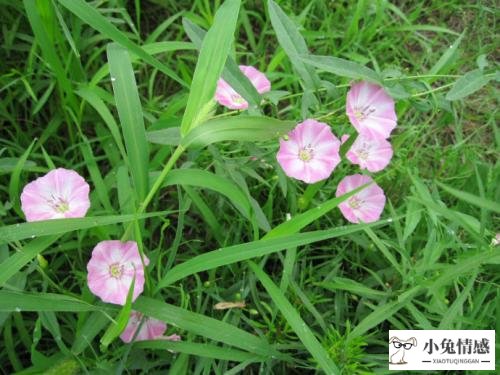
57, 0, 186, 86
436, 180, 500, 213
0, 212, 171, 245
156, 220, 389, 289
107, 43, 149, 202
24, 0, 78, 110
349, 286, 422, 339
248, 261, 339, 374
317, 277, 388, 299
180, 116, 295, 149
267, 0, 320, 90
182, 18, 261, 109
0, 212, 170, 287
135, 341, 261, 362
8, 140, 36, 217
300, 55, 382, 83
100, 277, 135, 350
76, 87, 127, 162
263, 182, 373, 239
146, 127, 181, 146
0, 236, 61, 287
133, 297, 288, 361
429, 32, 465, 79
158, 169, 252, 218
180, 0, 241, 136
0, 291, 101, 312
445, 69, 492, 101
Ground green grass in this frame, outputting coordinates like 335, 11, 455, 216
0, 0, 498, 374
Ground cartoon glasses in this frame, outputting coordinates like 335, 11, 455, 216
393, 342, 413, 350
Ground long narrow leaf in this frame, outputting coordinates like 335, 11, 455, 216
0, 212, 171, 244
180, 0, 241, 135
134, 297, 288, 361
300, 55, 381, 83
182, 18, 261, 109
180, 116, 295, 149
57, 0, 186, 86
249, 261, 339, 374
107, 43, 150, 202
267, 0, 320, 90
156, 220, 390, 288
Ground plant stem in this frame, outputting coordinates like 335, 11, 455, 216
121, 144, 185, 241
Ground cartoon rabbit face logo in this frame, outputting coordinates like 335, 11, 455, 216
389, 336, 417, 364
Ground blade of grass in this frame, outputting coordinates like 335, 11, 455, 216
0, 211, 171, 244
8, 139, 36, 217
57, 0, 186, 86
436, 180, 500, 212
349, 286, 422, 339
248, 261, 339, 374
100, 276, 135, 350
156, 219, 390, 289
263, 182, 373, 239
107, 43, 149, 202
0, 291, 101, 312
180, 0, 241, 136
0, 236, 60, 287
179, 116, 295, 149
134, 296, 289, 361
267, 0, 320, 90
182, 18, 261, 110
135, 341, 261, 362
300, 55, 382, 83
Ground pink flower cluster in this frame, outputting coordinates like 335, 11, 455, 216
216, 72, 397, 224
19, 169, 179, 344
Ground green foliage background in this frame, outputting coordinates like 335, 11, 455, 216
0, 0, 498, 373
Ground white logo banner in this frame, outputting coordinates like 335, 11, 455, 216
388, 330, 495, 371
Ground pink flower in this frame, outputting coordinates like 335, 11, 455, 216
87, 241, 149, 305
20, 168, 90, 222
336, 174, 386, 223
346, 135, 393, 172
277, 119, 341, 184
215, 65, 271, 109
120, 311, 167, 343
346, 81, 397, 139
163, 334, 182, 342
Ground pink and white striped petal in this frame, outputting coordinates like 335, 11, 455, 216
20, 168, 90, 222
346, 81, 397, 139
215, 65, 271, 110
277, 119, 341, 184
346, 134, 393, 172
87, 240, 149, 306
336, 174, 386, 223
120, 311, 167, 343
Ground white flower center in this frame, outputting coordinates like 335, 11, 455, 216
355, 144, 370, 161
48, 195, 70, 213
298, 144, 314, 162
231, 94, 246, 105
108, 262, 124, 279
348, 196, 363, 209
354, 105, 376, 120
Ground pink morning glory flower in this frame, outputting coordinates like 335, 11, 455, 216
215, 65, 271, 110
336, 174, 386, 223
20, 168, 90, 222
346, 134, 393, 172
277, 119, 341, 184
120, 311, 167, 343
87, 240, 149, 306
346, 81, 397, 139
